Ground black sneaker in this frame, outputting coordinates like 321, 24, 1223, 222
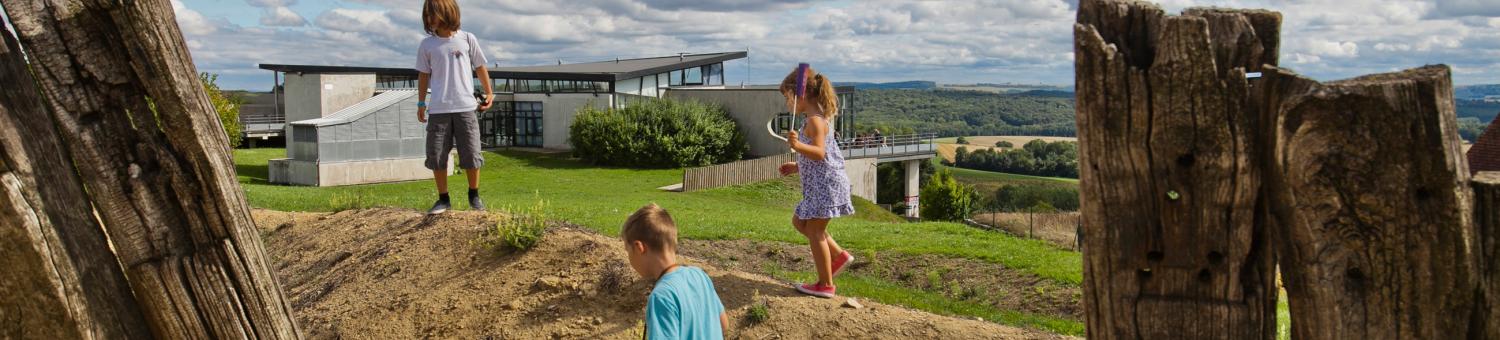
468, 194, 486, 211
428, 197, 451, 215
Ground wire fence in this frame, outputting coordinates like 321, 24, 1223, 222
967, 208, 1081, 251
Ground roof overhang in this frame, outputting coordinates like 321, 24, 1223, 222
257, 51, 747, 83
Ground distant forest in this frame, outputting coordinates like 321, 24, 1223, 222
849, 88, 1498, 142
851, 89, 1076, 137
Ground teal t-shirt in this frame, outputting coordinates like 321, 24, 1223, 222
646, 266, 724, 340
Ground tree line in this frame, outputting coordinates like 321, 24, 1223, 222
852, 89, 1076, 137
951, 140, 1079, 179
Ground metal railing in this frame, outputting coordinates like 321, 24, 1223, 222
837, 133, 938, 159
241, 115, 286, 125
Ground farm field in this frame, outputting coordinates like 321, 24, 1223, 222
934, 136, 1079, 163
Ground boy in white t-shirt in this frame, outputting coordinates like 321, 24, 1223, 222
415, 0, 493, 215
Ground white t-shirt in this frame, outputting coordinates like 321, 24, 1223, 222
415, 30, 489, 114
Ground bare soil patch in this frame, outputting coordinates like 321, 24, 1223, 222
677, 238, 1082, 320
253, 208, 1071, 339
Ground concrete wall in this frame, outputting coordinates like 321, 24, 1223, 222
270, 157, 451, 187
666, 88, 786, 158
846, 158, 878, 202
321, 74, 376, 116
514, 93, 611, 150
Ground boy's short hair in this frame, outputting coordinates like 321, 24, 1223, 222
622, 204, 678, 252
422, 0, 461, 36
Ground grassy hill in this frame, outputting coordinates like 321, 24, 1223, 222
234, 148, 1086, 335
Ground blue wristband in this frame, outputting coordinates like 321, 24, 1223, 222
417, 101, 427, 108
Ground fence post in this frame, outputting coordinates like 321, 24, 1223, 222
1075, 1, 1279, 338
1474, 172, 1500, 339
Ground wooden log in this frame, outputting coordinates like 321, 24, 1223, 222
0, 0, 300, 338
0, 23, 152, 339
1075, 0, 1280, 338
1470, 172, 1499, 339
1264, 65, 1482, 339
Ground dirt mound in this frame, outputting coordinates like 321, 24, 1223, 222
253, 208, 1069, 339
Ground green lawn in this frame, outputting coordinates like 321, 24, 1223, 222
773, 269, 1084, 336
237, 148, 1081, 285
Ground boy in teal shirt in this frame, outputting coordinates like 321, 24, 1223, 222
622, 204, 728, 339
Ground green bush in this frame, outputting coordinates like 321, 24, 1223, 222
920, 169, 979, 221
201, 73, 243, 148
990, 184, 1079, 212
570, 98, 747, 168
994, 140, 1014, 148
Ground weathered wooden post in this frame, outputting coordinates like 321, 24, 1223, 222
0, 0, 301, 338
1263, 65, 1484, 339
0, 23, 153, 339
1475, 172, 1500, 340
1074, 0, 1280, 338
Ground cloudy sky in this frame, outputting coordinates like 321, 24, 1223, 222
24, 0, 1497, 91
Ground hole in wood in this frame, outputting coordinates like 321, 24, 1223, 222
1207, 251, 1224, 265
1415, 187, 1433, 202
1177, 153, 1196, 168
1147, 251, 1164, 262
1138, 268, 1152, 280
1345, 267, 1367, 292
1197, 269, 1212, 283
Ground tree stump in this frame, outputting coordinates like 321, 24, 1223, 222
0, 25, 152, 339
1264, 65, 1481, 340
0, 0, 300, 338
1075, 1, 1280, 338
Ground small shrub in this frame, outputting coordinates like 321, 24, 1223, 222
482, 199, 549, 252
920, 169, 979, 221
327, 190, 374, 211
597, 259, 632, 293
569, 98, 747, 168
956, 136, 969, 144
995, 140, 1014, 148
747, 290, 771, 324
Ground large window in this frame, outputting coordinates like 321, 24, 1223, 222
706, 63, 724, 85
479, 101, 544, 147
684, 66, 703, 85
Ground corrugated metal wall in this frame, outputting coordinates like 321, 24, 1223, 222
290, 92, 426, 163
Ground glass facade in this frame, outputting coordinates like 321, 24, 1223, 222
773, 90, 857, 135
479, 101, 544, 148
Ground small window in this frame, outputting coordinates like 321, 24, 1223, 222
669, 70, 684, 86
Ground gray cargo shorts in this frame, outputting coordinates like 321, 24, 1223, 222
425, 110, 484, 170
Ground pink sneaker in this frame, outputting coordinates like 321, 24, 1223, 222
831, 251, 854, 277
796, 283, 837, 298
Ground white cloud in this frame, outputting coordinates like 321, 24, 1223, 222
172, 0, 219, 35
173, 0, 1500, 90
260, 6, 307, 27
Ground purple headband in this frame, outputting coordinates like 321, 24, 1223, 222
795, 63, 810, 97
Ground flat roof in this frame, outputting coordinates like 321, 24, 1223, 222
259, 51, 746, 82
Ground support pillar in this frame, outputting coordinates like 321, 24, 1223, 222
903, 159, 920, 218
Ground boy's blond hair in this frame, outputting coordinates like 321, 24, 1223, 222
422, 0, 462, 36
622, 203, 678, 252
